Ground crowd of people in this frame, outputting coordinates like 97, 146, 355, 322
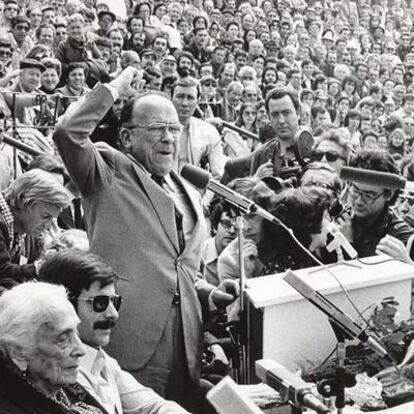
3, 0, 414, 412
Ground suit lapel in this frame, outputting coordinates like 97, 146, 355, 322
130, 162, 180, 254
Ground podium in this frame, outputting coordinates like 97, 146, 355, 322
246, 256, 414, 377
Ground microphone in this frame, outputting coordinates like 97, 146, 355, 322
255, 359, 330, 414
326, 222, 358, 260
340, 167, 406, 190
283, 270, 393, 362
181, 164, 279, 224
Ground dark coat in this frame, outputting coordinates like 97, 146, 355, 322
0, 221, 37, 281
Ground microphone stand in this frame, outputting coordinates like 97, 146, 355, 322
227, 213, 250, 384
236, 214, 250, 384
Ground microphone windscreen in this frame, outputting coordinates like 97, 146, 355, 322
180, 164, 210, 190
340, 167, 406, 190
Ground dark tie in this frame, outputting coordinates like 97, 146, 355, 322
73, 198, 82, 229
151, 174, 185, 253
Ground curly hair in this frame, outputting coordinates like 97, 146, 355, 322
259, 187, 332, 258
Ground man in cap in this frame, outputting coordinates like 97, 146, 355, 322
337, 149, 414, 263
96, 10, 116, 38
160, 55, 177, 78
2, 58, 47, 124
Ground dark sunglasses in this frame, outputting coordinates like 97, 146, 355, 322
15, 25, 30, 31
0, 51, 12, 58
78, 294, 122, 313
311, 150, 345, 162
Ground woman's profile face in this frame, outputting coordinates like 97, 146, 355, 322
19, 201, 62, 237
26, 306, 84, 395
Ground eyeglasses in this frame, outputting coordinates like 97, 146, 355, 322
6, 7, 18, 12
311, 150, 346, 162
349, 184, 385, 204
399, 195, 414, 206
15, 25, 30, 31
244, 111, 257, 116
202, 81, 217, 87
78, 294, 122, 313
125, 122, 182, 138
219, 218, 237, 229
0, 50, 12, 58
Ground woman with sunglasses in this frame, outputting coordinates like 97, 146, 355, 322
311, 130, 351, 174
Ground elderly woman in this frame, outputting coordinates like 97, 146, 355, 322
0, 281, 105, 413
0, 169, 71, 280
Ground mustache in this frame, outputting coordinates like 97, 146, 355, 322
94, 319, 116, 330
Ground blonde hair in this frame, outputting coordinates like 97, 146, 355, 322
5, 169, 72, 211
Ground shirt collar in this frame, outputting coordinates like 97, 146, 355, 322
204, 237, 219, 265
80, 343, 101, 373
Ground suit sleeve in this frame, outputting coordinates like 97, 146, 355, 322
53, 85, 117, 197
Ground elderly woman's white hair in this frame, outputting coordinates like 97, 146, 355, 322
0, 281, 77, 352
4, 169, 72, 211
238, 65, 257, 80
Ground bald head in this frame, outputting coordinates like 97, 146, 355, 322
121, 93, 179, 126
120, 94, 182, 176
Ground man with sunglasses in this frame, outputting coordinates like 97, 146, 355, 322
337, 150, 414, 262
39, 251, 189, 414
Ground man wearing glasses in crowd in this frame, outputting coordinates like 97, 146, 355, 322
39, 251, 189, 414
337, 150, 414, 263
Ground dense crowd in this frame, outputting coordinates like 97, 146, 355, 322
2, 0, 414, 412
